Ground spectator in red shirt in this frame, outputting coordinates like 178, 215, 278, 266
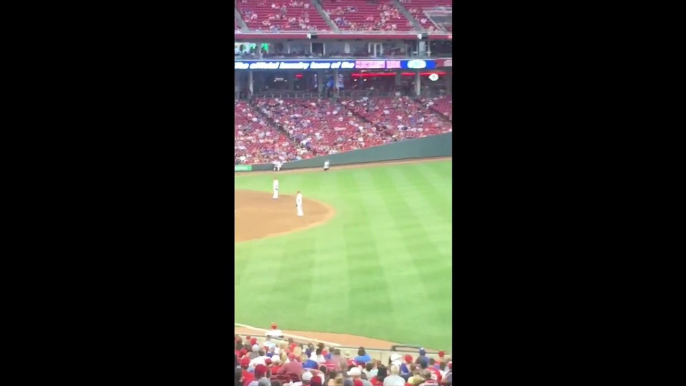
241, 357, 254, 386
429, 367, 441, 383
246, 364, 269, 386
277, 353, 304, 378
330, 349, 347, 371
270, 356, 282, 374
240, 356, 251, 366
320, 358, 338, 372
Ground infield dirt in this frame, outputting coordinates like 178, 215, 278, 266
235, 190, 336, 243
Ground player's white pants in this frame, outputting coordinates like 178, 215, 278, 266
297, 205, 303, 217
273, 189, 278, 199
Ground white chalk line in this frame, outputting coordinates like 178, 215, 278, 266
235, 322, 343, 346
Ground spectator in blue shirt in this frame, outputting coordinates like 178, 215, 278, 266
400, 355, 413, 378
303, 353, 319, 370
415, 348, 428, 367
354, 347, 371, 365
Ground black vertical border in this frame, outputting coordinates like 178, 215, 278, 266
47, 8, 242, 382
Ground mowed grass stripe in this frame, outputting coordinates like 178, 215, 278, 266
351, 168, 437, 342
367, 167, 448, 304
368, 166, 451, 349
395, 164, 452, 222
308, 217, 352, 318
390, 165, 452, 252
294, 173, 355, 325
337, 171, 395, 331
365, 167, 452, 348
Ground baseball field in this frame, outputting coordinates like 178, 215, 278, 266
235, 158, 452, 351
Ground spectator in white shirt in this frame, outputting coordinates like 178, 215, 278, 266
384, 365, 405, 386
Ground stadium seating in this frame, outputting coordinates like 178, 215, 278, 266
419, 95, 452, 119
341, 96, 452, 139
401, 0, 452, 32
322, 0, 413, 31
236, 0, 330, 32
234, 101, 299, 165
235, 96, 451, 164
254, 97, 383, 157
235, 0, 453, 33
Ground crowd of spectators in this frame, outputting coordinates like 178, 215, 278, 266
239, 0, 328, 32
325, 2, 407, 31
235, 336, 453, 386
341, 96, 452, 139
418, 95, 451, 120
254, 97, 385, 157
234, 101, 302, 165
235, 96, 452, 164
236, 0, 452, 33
400, 0, 452, 32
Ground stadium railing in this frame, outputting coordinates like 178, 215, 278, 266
234, 333, 448, 364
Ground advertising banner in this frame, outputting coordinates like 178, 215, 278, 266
234, 59, 439, 70
235, 165, 253, 172
437, 59, 452, 68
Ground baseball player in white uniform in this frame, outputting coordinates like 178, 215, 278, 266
266, 323, 283, 338
324, 160, 330, 171
296, 191, 303, 217
273, 177, 279, 199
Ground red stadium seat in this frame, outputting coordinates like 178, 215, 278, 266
236, 0, 330, 32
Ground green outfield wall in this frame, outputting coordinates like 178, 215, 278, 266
237, 133, 452, 172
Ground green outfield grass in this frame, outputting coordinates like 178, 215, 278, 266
235, 160, 452, 350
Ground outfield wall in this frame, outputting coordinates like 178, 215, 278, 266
236, 133, 452, 172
